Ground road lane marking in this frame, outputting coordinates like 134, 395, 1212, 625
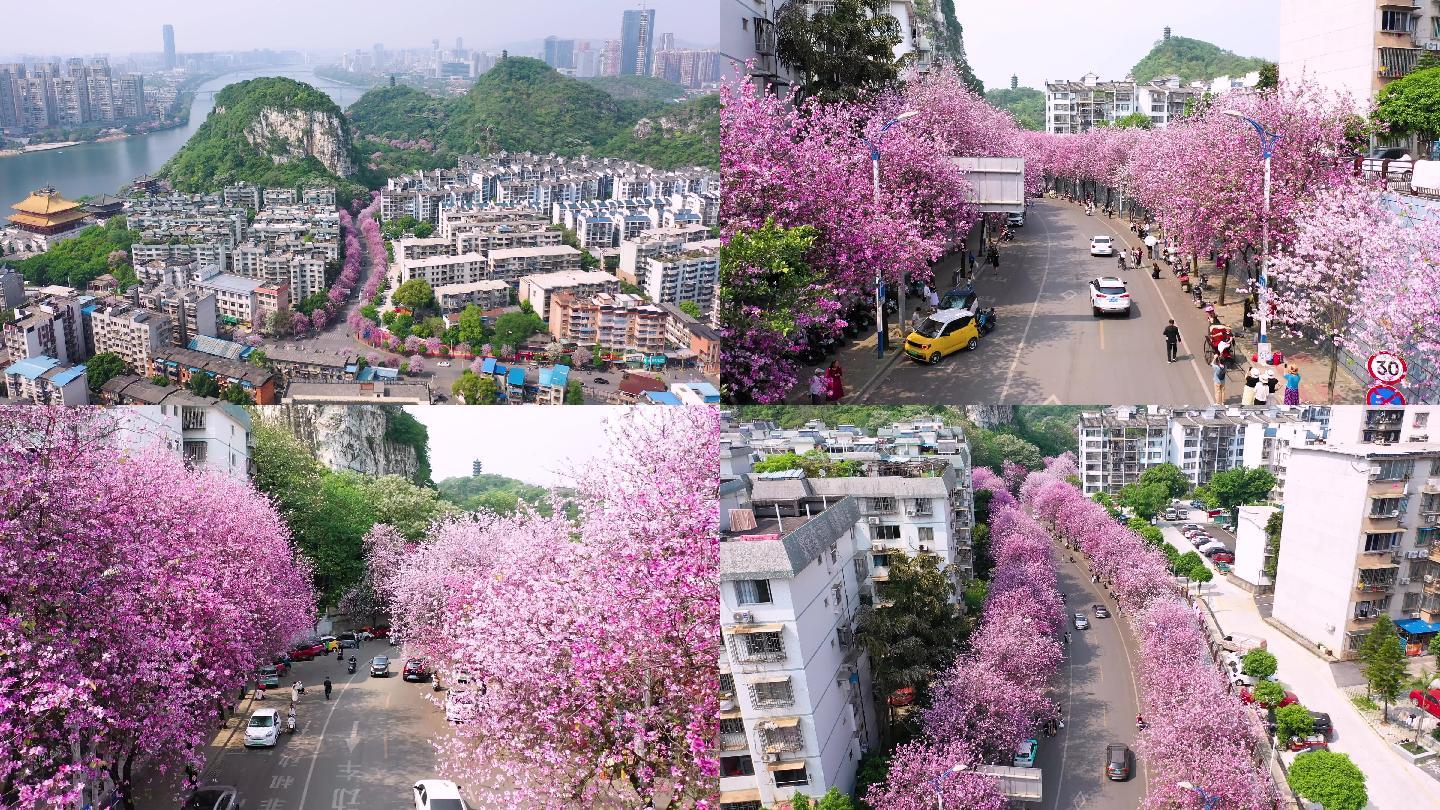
1099, 320, 1106, 351
1000, 201, 1056, 401
296, 675, 350, 810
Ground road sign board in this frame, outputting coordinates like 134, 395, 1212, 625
1367, 384, 1406, 406
1367, 352, 1408, 384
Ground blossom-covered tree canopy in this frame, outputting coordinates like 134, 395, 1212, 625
0, 407, 317, 807
372, 408, 718, 808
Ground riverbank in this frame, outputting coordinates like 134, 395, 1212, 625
0, 141, 81, 158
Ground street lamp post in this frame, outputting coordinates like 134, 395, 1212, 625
1178, 780, 1222, 809
860, 110, 920, 358
1222, 110, 1282, 365
931, 762, 967, 810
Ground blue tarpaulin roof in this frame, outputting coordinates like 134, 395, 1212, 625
644, 391, 683, 405
507, 367, 526, 385
481, 357, 497, 374
49, 364, 88, 386
1398, 618, 1440, 635
4, 356, 58, 379
539, 364, 570, 388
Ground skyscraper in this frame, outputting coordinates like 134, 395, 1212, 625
162, 24, 175, 70
543, 36, 575, 70
620, 8, 656, 76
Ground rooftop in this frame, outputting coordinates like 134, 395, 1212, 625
520, 270, 620, 289
488, 245, 582, 260
720, 496, 860, 581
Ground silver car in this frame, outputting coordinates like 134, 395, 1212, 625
370, 655, 390, 677
1073, 612, 1090, 630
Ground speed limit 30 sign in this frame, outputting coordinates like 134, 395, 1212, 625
1368, 352, 1408, 385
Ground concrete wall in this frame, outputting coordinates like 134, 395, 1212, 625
1279, 0, 1377, 109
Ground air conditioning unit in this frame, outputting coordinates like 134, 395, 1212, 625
918, 544, 931, 553
867, 516, 882, 525
732, 611, 754, 624
1400, 577, 1412, 585
872, 541, 887, 552
1369, 465, 1383, 478
1411, 612, 1424, 619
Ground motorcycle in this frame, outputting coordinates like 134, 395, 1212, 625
975, 307, 997, 336
284, 713, 297, 734
346, 657, 357, 675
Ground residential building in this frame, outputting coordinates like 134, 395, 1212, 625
434, 280, 511, 313
4, 355, 88, 404
89, 303, 171, 374
1327, 405, 1440, 444
535, 364, 571, 405
1045, 71, 1213, 133
254, 283, 291, 325
617, 224, 712, 286
395, 252, 489, 288
111, 403, 254, 480
191, 268, 263, 327
719, 490, 877, 808
150, 347, 277, 405
485, 245, 583, 282
671, 381, 721, 405
660, 302, 721, 378
263, 346, 358, 383
280, 381, 431, 404
136, 285, 218, 346
1272, 442, 1440, 659
642, 242, 720, 313
3, 295, 86, 364
519, 270, 621, 320
548, 292, 667, 354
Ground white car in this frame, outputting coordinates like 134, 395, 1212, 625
412, 779, 469, 810
1073, 612, 1090, 630
1362, 147, 1414, 181
1089, 276, 1131, 317
437, 361, 452, 367
1006, 212, 1025, 227
1089, 235, 1115, 256
244, 708, 280, 748
1196, 540, 1227, 555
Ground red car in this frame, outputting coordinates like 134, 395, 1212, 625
1211, 552, 1235, 564
361, 625, 391, 639
289, 641, 325, 661
271, 655, 290, 677
402, 658, 431, 682
1240, 686, 1298, 708
1411, 688, 1440, 719
1287, 734, 1328, 752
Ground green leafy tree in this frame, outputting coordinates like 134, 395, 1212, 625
1118, 481, 1169, 520
1429, 634, 1440, 660
1361, 615, 1408, 720
1242, 649, 1279, 679
775, 0, 903, 105
854, 749, 893, 810
856, 554, 965, 737
1275, 702, 1316, 742
186, 373, 221, 398
1374, 65, 1440, 147
1173, 550, 1206, 580
247, 349, 270, 368
968, 430, 1044, 473
1251, 680, 1287, 707
331, 472, 457, 539
1287, 749, 1367, 810
1257, 61, 1279, 91
1263, 510, 1284, 580
435, 472, 557, 517
222, 382, 252, 405
491, 310, 546, 349
1196, 467, 1276, 518
752, 449, 863, 478
985, 87, 1044, 131
1112, 111, 1155, 129
564, 379, 584, 404
792, 788, 858, 810
452, 370, 499, 405
1138, 463, 1192, 499
392, 279, 436, 312
456, 304, 490, 347
149, 374, 170, 387
84, 351, 127, 392
1128, 35, 1269, 84
678, 300, 702, 319
1127, 517, 1164, 547
413, 221, 435, 238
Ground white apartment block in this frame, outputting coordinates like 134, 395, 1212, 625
618, 224, 713, 286
642, 243, 720, 313
3, 356, 89, 405
434, 280, 511, 313
110, 403, 254, 480
720, 490, 877, 809
190, 268, 263, 328
518, 270, 621, 321
1045, 72, 1214, 133
1271, 441, 1440, 660
485, 245, 582, 283
90, 303, 171, 374
2, 296, 86, 364
395, 253, 489, 289
1327, 405, 1440, 445
721, 0, 794, 91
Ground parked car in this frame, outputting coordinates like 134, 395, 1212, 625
592, 377, 610, 385
256, 665, 281, 688
412, 779, 470, 810
1013, 738, 1038, 768
1362, 146, 1414, 181
1006, 212, 1025, 227
1162, 511, 1179, 521
1211, 551, 1235, 564
184, 786, 239, 810
244, 708, 280, 748
904, 308, 980, 364
270, 655, 290, 677
1089, 276, 1131, 317
1240, 686, 1297, 707
1093, 604, 1110, 618
404, 658, 432, 682
1073, 612, 1090, 630
1411, 687, 1440, 719
888, 686, 917, 707
289, 640, 324, 661
1196, 541, 1227, 556
1105, 743, 1131, 781
1309, 711, 1332, 737
360, 625, 390, 639
370, 656, 391, 677
1287, 733, 1329, 752
1089, 235, 1116, 256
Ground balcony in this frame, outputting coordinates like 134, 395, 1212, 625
720, 731, 750, 751
758, 718, 803, 753
1356, 580, 1397, 594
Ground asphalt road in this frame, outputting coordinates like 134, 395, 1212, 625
139, 643, 453, 810
854, 197, 1220, 405
1037, 548, 1147, 810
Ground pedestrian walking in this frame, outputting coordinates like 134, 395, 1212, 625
967, 249, 977, 271
927, 286, 939, 310
1057, 717, 1066, 731
987, 245, 1000, 268
1212, 357, 1226, 404
1284, 364, 1302, 405
1242, 367, 1260, 406
323, 676, 333, 701
825, 361, 845, 402
808, 369, 827, 405
1254, 370, 1270, 405
255, 683, 265, 701
290, 681, 300, 704
1243, 299, 1255, 331
1162, 319, 1181, 363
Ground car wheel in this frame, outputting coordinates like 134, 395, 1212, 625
1092, 306, 1101, 317
927, 352, 941, 365
965, 337, 978, 351
1124, 307, 1132, 319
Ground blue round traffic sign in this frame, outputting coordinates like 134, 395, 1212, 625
1366, 384, 1406, 406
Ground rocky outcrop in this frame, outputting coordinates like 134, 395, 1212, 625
257, 405, 417, 479
965, 405, 1016, 430
241, 107, 357, 177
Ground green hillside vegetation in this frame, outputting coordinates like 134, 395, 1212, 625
10, 217, 138, 289
347, 57, 718, 171
159, 76, 372, 204
583, 75, 688, 102
436, 473, 563, 517
986, 87, 1045, 132
1129, 36, 1268, 84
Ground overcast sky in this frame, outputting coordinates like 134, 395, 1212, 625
5, 0, 715, 58
404, 405, 634, 486
958, 1, 1278, 91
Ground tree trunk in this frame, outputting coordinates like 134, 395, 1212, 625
1217, 255, 1229, 306
1328, 336, 1340, 405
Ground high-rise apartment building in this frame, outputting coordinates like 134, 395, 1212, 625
1280, 0, 1440, 116
163, 24, 176, 70
620, 8, 656, 76
543, 36, 576, 70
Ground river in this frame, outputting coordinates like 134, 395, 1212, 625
0, 66, 368, 206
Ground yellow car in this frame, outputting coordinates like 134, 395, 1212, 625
905, 308, 979, 364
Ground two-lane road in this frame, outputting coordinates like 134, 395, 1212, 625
856, 197, 1218, 404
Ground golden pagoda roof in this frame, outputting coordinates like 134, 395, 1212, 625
9, 209, 90, 228
12, 187, 83, 216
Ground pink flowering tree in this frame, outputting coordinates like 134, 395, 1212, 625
425, 336, 443, 355
0, 408, 316, 806
1001, 460, 1028, 494
291, 311, 311, 334
406, 354, 425, 375
372, 409, 718, 806
404, 335, 425, 354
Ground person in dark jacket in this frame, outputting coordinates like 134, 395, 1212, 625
1162, 320, 1182, 362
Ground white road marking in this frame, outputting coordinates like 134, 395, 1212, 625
346, 720, 359, 753
1000, 202, 1057, 400
296, 679, 348, 810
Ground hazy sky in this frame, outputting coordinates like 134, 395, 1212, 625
404, 405, 634, 486
958, 1, 1279, 91
5, 0, 716, 57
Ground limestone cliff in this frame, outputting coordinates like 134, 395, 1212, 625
256, 405, 420, 480
242, 107, 357, 177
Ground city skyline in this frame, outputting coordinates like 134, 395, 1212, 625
0, 0, 717, 59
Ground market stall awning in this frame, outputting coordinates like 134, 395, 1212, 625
1398, 618, 1440, 635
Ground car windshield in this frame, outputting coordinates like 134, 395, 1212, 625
249, 715, 275, 728
372, 657, 388, 666
914, 318, 947, 339
1096, 284, 1126, 295
1092, 237, 1111, 244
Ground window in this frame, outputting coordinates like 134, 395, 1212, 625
1372, 497, 1405, 517
1404, 591, 1421, 611
868, 497, 896, 513
874, 524, 901, 541
1416, 412, 1430, 428
721, 802, 762, 810
871, 553, 891, 569
742, 632, 783, 658
720, 673, 735, 695
1377, 459, 1414, 481
719, 717, 745, 735
720, 755, 755, 777
918, 526, 935, 544
1381, 9, 1413, 33
774, 765, 810, 787
734, 579, 772, 605
751, 678, 794, 706
1364, 532, 1402, 552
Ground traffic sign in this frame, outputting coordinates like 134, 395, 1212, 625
1368, 352, 1408, 384
1367, 384, 1406, 406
